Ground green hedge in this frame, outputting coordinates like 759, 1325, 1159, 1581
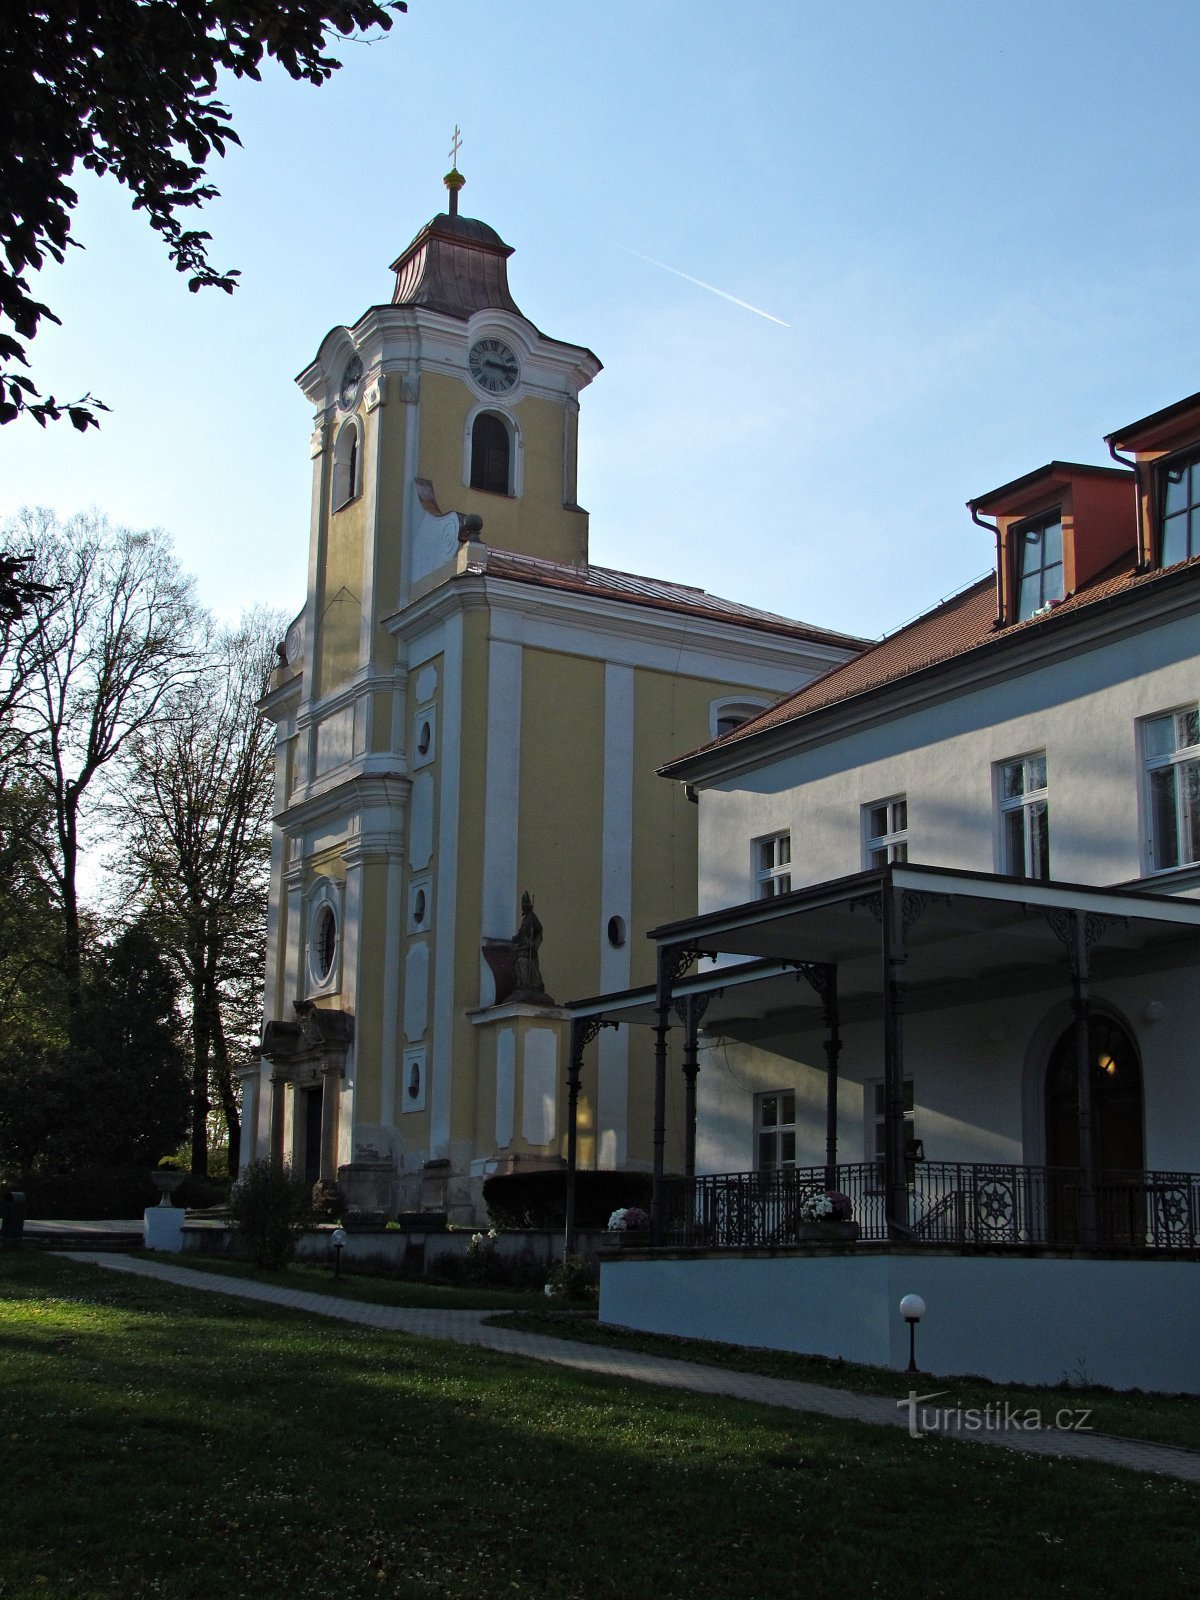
8, 1165, 230, 1219
482, 1169, 652, 1230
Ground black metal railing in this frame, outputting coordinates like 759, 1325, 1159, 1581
660, 1163, 1200, 1251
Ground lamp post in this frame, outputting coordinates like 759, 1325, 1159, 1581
331, 1225, 347, 1280
900, 1293, 925, 1374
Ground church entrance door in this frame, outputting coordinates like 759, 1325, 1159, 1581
302, 1084, 324, 1188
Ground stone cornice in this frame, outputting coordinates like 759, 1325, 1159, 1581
278, 769, 411, 834
383, 570, 850, 682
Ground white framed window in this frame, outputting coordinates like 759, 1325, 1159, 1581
1158, 450, 1200, 568
408, 876, 432, 934
864, 796, 908, 867
331, 416, 362, 510
306, 879, 343, 996
755, 1091, 796, 1171
998, 752, 1049, 880
1143, 706, 1200, 872
1013, 512, 1064, 620
710, 696, 771, 740
413, 704, 436, 768
401, 1047, 426, 1113
869, 1078, 916, 1174
754, 832, 791, 898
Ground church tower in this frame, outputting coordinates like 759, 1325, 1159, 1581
249, 166, 864, 1222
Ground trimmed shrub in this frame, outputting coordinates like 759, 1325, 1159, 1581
482, 1169, 652, 1230
228, 1160, 312, 1268
10, 1164, 228, 1219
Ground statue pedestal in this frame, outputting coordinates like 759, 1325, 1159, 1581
143, 1207, 184, 1252
467, 1001, 571, 1164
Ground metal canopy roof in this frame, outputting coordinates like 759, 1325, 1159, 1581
568, 865, 1200, 1029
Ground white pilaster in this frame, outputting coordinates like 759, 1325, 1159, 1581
429, 610, 464, 1157
598, 663, 635, 1167
480, 637, 523, 999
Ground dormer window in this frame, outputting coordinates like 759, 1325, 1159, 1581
1158, 449, 1200, 567
969, 463, 1133, 628
1014, 512, 1064, 620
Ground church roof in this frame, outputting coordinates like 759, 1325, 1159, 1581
390, 211, 524, 319
466, 547, 868, 650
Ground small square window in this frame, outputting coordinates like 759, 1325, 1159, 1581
998, 752, 1049, 880
755, 1091, 796, 1171
1013, 513, 1064, 621
864, 796, 908, 868
1143, 707, 1200, 872
869, 1078, 916, 1172
754, 832, 791, 898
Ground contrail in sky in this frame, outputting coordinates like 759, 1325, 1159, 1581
617, 244, 791, 328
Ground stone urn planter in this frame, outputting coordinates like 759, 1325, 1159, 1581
150, 1170, 187, 1208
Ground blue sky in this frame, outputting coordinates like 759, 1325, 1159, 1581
3, 0, 1199, 639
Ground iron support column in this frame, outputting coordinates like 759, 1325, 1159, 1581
821, 967, 842, 1191
1070, 911, 1098, 1247
881, 882, 910, 1237
565, 1021, 585, 1257
652, 945, 671, 1246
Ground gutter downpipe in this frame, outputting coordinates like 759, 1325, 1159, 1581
968, 502, 1003, 627
1107, 439, 1148, 572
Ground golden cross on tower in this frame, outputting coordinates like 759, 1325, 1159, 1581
444, 124, 466, 215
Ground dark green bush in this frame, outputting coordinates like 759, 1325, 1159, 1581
9, 1164, 228, 1219
482, 1169, 652, 1230
227, 1160, 312, 1268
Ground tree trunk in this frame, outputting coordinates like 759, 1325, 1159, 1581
189, 961, 210, 1177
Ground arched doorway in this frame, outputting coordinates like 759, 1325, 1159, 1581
1045, 1014, 1144, 1242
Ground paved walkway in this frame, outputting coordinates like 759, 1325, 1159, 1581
69, 1253, 1200, 1484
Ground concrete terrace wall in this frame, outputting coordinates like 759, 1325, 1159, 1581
600, 1249, 1200, 1394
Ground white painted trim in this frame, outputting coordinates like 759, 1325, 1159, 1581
480, 638, 523, 1001
388, 578, 842, 690
462, 401, 524, 498
379, 853, 404, 1128
430, 610, 464, 1157
598, 664, 635, 1166
398, 372, 422, 611
357, 407, 384, 667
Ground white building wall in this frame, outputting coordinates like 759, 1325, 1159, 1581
698, 614, 1200, 908
696, 968, 1200, 1177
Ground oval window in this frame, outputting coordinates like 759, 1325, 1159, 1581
315, 905, 337, 981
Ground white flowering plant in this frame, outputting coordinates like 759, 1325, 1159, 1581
544, 1252, 597, 1302
798, 1190, 853, 1223
607, 1206, 651, 1232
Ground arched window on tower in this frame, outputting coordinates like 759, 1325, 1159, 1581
332, 417, 361, 510
470, 411, 512, 495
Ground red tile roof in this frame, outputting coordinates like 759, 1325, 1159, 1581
466, 547, 869, 650
668, 549, 1200, 767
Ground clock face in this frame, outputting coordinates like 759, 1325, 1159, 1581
338, 355, 363, 411
469, 337, 519, 395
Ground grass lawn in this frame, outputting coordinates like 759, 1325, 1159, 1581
492, 1309, 1200, 1454
1, 1253, 1198, 1600
159, 1252, 548, 1311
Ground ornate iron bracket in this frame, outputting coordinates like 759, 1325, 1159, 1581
570, 1015, 619, 1055
672, 991, 715, 1030
1038, 906, 1121, 974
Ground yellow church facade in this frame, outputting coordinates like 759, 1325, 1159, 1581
244, 179, 863, 1222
